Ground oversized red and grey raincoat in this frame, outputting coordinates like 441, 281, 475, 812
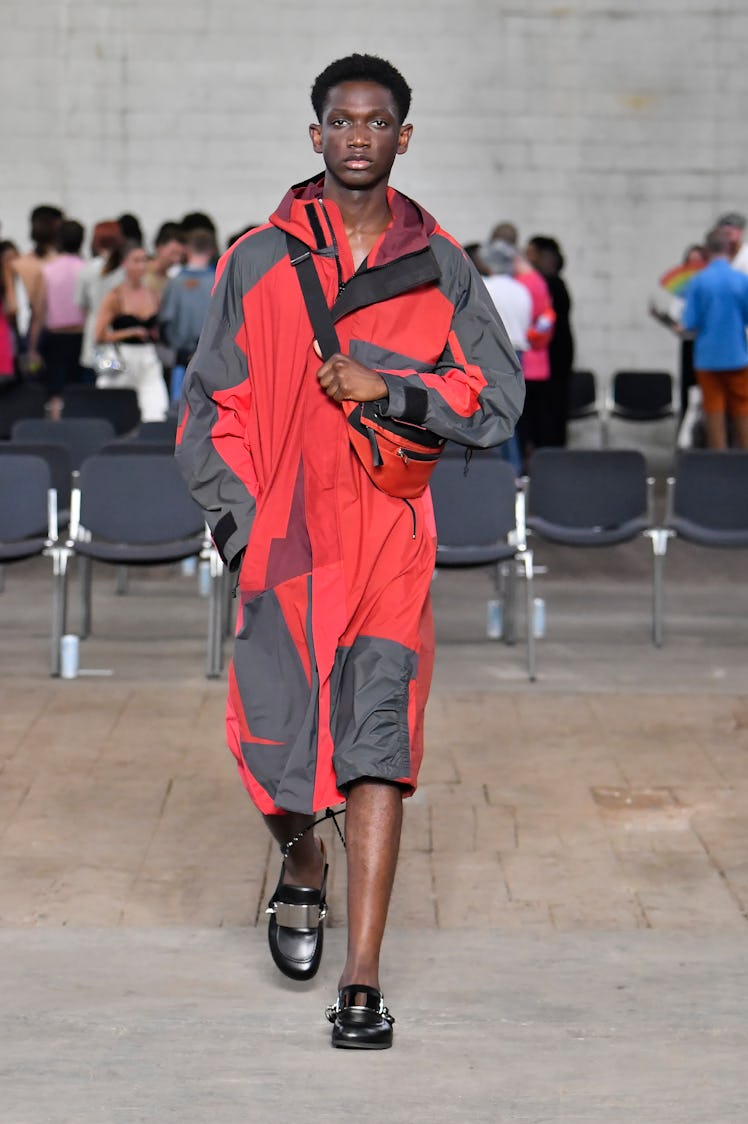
176, 175, 524, 815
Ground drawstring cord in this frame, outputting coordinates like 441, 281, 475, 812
281, 806, 346, 859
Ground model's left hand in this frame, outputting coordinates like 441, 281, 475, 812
316, 351, 388, 403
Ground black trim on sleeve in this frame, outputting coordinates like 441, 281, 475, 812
213, 510, 238, 563
400, 386, 430, 425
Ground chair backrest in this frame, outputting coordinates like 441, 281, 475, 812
134, 419, 177, 444
77, 451, 204, 544
567, 369, 598, 418
0, 442, 72, 511
11, 417, 116, 469
0, 454, 50, 540
62, 386, 141, 435
0, 381, 46, 439
527, 449, 648, 527
673, 450, 748, 530
612, 370, 673, 417
430, 456, 517, 547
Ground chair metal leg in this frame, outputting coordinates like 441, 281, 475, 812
501, 560, 517, 646
115, 565, 129, 595
50, 547, 70, 677
522, 549, 537, 682
79, 555, 92, 640
0, 564, 4, 594
649, 529, 670, 647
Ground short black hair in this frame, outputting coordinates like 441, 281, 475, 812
118, 213, 143, 243
59, 219, 85, 254
311, 53, 411, 123
155, 221, 184, 247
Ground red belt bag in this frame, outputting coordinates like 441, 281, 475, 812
343, 399, 444, 499
287, 223, 444, 500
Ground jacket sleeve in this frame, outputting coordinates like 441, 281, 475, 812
377, 246, 525, 448
174, 250, 257, 570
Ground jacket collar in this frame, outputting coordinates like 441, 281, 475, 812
270, 172, 437, 266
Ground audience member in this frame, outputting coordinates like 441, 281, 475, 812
526, 235, 575, 447
715, 211, 748, 274
159, 229, 215, 400
480, 239, 530, 472
145, 221, 185, 296
649, 242, 706, 417
681, 226, 748, 449
117, 212, 144, 244
94, 241, 168, 421
0, 241, 18, 378
40, 219, 87, 416
487, 222, 555, 463
75, 220, 126, 378
10, 204, 63, 372
180, 211, 219, 261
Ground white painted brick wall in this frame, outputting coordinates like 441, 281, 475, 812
2, 0, 748, 385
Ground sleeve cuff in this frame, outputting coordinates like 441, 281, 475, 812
376, 374, 430, 425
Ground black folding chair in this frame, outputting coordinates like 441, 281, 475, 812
525, 448, 657, 641
0, 442, 73, 521
132, 419, 177, 444
0, 380, 45, 439
11, 417, 116, 470
567, 369, 600, 422
430, 455, 536, 680
66, 450, 225, 677
62, 386, 141, 436
0, 454, 66, 674
602, 370, 674, 446
653, 450, 748, 645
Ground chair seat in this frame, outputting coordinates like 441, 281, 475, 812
0, 537, 49, 562
611, 406, 673, 421
669, 517, 748, 549
436, 543, 517, 567
74, 535, 204, 565
527, 515, 649, 547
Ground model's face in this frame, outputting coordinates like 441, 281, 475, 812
309, 81, 412, 191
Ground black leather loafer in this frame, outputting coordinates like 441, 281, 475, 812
326, 984, 395, 1049
266, 851, 328, 981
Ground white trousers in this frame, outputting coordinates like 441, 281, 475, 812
109, 343, 168, 422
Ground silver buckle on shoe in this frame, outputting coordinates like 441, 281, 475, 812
266, 900, 326, 928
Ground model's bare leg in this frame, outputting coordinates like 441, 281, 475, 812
704, 410, 728, 449
338, 779, 403, 990
264, 812, 324, 887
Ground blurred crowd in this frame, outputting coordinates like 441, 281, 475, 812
0, 205, 254, 422
649, 210, 748, 449
465, 224, 574, 471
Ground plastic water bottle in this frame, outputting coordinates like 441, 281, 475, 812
198, 559, 211, 598
532, 598, 546, 639
486, 599, 503, 640
60, 634, 79, 679
181, 556, 197, 576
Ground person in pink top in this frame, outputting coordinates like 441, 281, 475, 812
41, 219, 87, 416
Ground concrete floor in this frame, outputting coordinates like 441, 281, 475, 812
1, 474, 747, 1121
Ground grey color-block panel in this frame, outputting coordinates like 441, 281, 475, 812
330, 635, 417, 789
236, 582, 319, 813
348, 338, 433, 375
